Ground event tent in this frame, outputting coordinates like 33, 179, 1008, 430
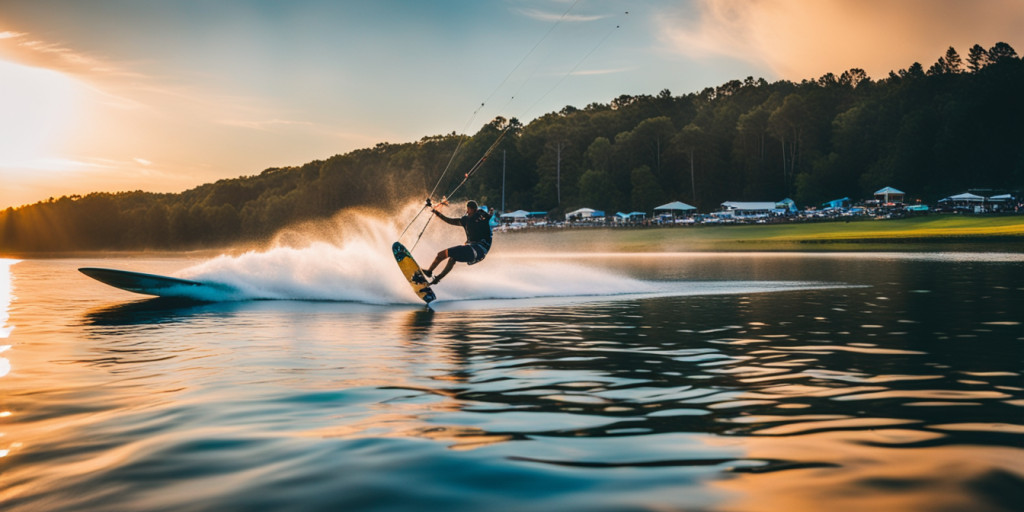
941, 192, 985, 202
565, 207, 604, 220
654, 201, 696, 212
615, 211, 647, 222
874, 186, 905, 203
777, 198, 798, 213
500, 210, 531, 219
822, 197, 850, 209
721, 201, 777, 212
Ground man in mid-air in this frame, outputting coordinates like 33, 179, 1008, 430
422, 200, 493, 285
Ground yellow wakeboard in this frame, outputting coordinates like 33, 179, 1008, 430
392, 241, 436, 304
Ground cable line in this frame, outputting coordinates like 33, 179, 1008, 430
521, 11, 628, 121
398, 6, 628, 249
422, 0, 584, 207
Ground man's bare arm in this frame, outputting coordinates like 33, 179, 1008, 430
433, 209, 462, 226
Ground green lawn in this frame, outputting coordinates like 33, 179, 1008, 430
501, 215, 1024, 252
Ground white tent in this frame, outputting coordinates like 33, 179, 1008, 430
942, 192, 985, 202
500, 209, 530, 219
654, 201, 696, 212
721, 201, 777, 212
565, 207, 598, 220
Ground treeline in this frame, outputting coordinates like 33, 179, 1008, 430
3, 43, 1023, 251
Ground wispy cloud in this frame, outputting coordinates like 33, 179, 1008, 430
216, 118, 317, 131
0, 157, 104, 173
517, 8, 609, 23
571, 66, 632, 76
658, 0, 1024, 80
0, 31, 142, 79
0, 29, 341, 141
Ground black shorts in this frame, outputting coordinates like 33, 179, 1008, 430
448, 243, 488, 263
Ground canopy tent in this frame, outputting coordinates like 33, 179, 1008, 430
721, 201, 777, 212
616, 211, 647, 221
874, 186, 905, 203
986, 194, 1016, 212
500, 209, 531, 219
565, 207, 603, 220
654, 201, 696, 212
777, 198, 797, 213
822, 197, 850, 209
940, 192, 985, 202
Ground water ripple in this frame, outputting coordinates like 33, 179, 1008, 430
3, 255, 1023, 511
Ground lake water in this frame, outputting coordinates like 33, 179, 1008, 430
2, 245, 1023, 511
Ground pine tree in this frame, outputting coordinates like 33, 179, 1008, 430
967, 44, 988, 73
944, 47, 963, 73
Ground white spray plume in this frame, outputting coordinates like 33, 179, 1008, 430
175, 200, 652, 304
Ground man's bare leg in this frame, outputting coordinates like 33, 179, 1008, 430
425, 249, 448, 277
431, 259, 457, 285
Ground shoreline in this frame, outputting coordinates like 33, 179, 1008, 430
497, 215, 1024, 253
4, 215, 1024, 259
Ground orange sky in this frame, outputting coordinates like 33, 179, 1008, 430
661, 0, 1024, 79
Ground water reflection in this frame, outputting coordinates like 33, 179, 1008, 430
401, 308, 435, 340
1, 259, 16, 378
363, 286, 1024, 496
83, 297, 223, 326
4, 254, 1023, 511
1, 260, 17, 463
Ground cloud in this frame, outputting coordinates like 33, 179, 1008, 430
517, 8, 609, 23
570, 66, 632, 76
0, 31, 141, 79
520, 8, 606, 22
658, 0, 1024, 80
216, 118, 316, 131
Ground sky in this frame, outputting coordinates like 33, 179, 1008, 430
1, 0, 1023, 209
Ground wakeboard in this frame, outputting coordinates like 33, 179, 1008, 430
79, 267, 233, 299
391, 242, 436, 304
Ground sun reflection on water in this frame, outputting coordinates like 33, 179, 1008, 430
0, 259, 17, 378
1, 259, 16, 461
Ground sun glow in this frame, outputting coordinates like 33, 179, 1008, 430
1, 259, 16, 379
0, 59, 81, 168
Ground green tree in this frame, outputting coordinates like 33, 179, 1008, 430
577, 169, 615, 209
627, 116, 675, 177
768, 94, 808, 195
674, 123, 706, 204
630, 166, 661, 212
839, 68, 870, 87
988, 42, 1019, 63
967, 44, 988, 72
945, 46, 963, 73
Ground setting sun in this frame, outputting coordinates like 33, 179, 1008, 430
0, 59, 80, 168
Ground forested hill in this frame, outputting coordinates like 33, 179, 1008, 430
3, 43, 1023, 252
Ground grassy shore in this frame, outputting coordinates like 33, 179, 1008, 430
501, 215, 1024, 252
